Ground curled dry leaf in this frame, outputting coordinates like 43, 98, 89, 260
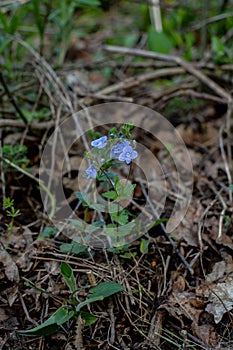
0, 244, 19, 283
168, 199, 202, 247
0, 307, 9, 322
191, 323, 218, 348
205, 277, 233, 324
162, 291, 203, 325
0, 243, 19, 306
205, 259, 233, 283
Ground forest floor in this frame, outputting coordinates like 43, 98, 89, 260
0, 2, 233, 350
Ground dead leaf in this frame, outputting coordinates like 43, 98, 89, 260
171, 272, 186, 292
206, 261, 227, 283
203, 216, 233, 250
163, 291, 202, 325
44, 260, 60, 275
4, 285, 18, 307
0, 243, 19, 283
191, 323, 218, 347
169, 200, 203, 246
205, 278, 233, 323
176, 120, 219, 147
0, 307, 9, 322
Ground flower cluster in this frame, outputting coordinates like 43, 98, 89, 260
85, 134, 138, 179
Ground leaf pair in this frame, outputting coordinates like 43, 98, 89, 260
18, 263, 124, 336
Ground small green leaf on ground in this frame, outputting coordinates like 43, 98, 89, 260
60, 262, 77, 293
88, 281, 124, 299
17, 306, 74, 336
147, 27, 174, 54
60, 242, 87, 255
140, 238, 149, 254
80, 311, 97, 326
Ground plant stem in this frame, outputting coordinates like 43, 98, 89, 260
101, 168, 119, 196
0, 71, 28, 125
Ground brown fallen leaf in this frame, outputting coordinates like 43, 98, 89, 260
0, 243, 19, 283
191, 323, 218, 347
0, 243, 19, 306
0, 307, 9, 322
169, 199, 202, 247
205, 277, 233, 323
162, 291, 203, 325
203, 216, 233, 251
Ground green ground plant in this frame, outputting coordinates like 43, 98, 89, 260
0, 0, 102, 68
3, 197, 21, 233
18, 262, 124, 336
72, 123, 139, 247
2, 144, 29, 172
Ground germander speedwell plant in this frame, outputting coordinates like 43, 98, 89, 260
76, 123, 138, 247
17, 124, 138, 337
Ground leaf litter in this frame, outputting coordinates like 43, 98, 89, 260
1, 3, 233, 350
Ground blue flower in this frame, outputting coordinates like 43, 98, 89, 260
118, 145, 138, 165
91, 136, 107, 149
85, 164, 97, 179
110, 140, 130, 159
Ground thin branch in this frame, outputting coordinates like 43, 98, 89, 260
155, 88, 227, 110
0, 71, 28, 125
0, 129, 6, 200
219, 124, 232, 202
97, 67, 185, 96
0, 118, 54, 129
192, 12, 233, 31
103, 45, 232, 102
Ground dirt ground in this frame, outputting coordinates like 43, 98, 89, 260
1, 2, 233, 350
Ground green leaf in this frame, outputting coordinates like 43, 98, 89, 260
18, 323, 59, 336
89, 202, 105, 211
76, 192, 105, 211
60, 262, 77, 293
79, 311, 97, 326
211, 36, 225, 55
108, 203, 119, 213
103, 222, 135, 237
102, 190, 118, 200
117, 222, 135, 236
86, 222, 103, 232
40, 226, 58, 238
120, 252, 137, 259
76, 295, 104, 311
140, 238, 149, 254
17, 306, 74, 336
229, 184, 233, 190
69, 219, 104, 237
76, 191, 90, 207
147, 28, 174, 54
68, 219, 84, 230
110, 210, 129, 225
60, 242, 87, 255
147, 218, 168, 231
74, 0, 101, 7
107, 243, 131, 254
116, 183, 136, 201
89, 282, 124, 299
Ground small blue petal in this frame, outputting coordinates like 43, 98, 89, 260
118, 145, 137, 164
110, 140, 130, 159
91, 136, 107, 149
85, 164, 97, 179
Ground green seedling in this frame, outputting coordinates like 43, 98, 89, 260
18, 262, 124, 336
3, 197, 21, 233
